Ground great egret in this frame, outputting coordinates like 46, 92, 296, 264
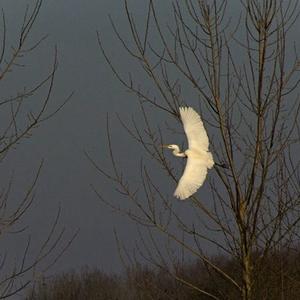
163, 107, 214, 200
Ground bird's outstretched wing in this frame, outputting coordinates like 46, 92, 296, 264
174, 155, 208, 200
179, 107, 209, 151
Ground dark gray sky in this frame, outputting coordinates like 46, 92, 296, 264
1, 0, 299, 290
1, 0, 178, 277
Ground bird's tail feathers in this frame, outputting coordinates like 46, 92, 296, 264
207, 152, 214, 169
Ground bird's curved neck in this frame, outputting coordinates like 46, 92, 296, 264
173, 147, 186, 157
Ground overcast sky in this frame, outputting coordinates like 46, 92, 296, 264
1, 1, 299, 290
1, 0, 178, 277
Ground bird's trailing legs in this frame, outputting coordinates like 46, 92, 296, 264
215, 162, 229, 169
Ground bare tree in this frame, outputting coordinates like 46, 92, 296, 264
95, 0, 300, 299
0, 1, 76, 298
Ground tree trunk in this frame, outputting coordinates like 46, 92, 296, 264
242, 247, 253, 300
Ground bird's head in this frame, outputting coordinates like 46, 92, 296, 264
161, 144, 179, 150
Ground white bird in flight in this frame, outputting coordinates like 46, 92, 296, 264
163, 107, 214, 200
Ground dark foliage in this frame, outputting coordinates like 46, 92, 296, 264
26, 247, 300, 300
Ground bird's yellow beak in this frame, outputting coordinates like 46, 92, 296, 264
160, 144, 169, 148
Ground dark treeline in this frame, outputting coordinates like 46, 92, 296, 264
26, 247, 300, 300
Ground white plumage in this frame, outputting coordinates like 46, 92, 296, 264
164, 107, 214, 200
